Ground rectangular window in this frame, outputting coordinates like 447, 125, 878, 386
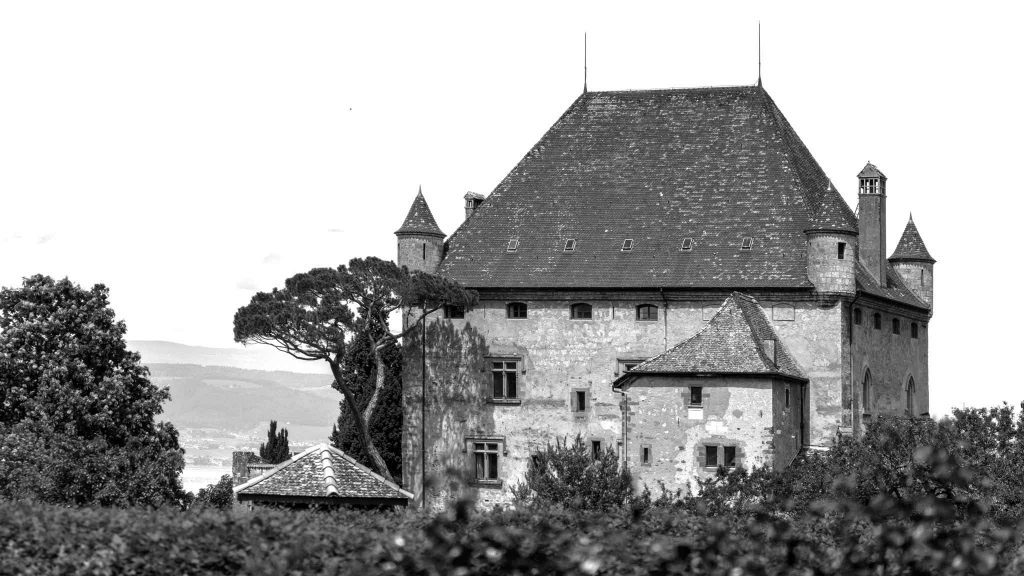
681, 238, 694, 251
892, 318, 901, 335
641, 444, 652, 466
741, 237, 754, 250
838, 242, 846, 260
473, 442, 499, 481
572, 389, 588, 413
873, 313, 882, 330
443, 305, 465, 319
506, 238, 519, 252
911, 323, 919, 339
564, 238, 577, 252
507, 302, 528, 319
591, 440, 603, 459
636, 305, 658, 321
491, 361, 518, 399
689, 386, 703, 406
616, 441, 623, 463
723, 446, 737, 468
854, 308, 862, 325
616, 358, 646, 376
705, 445, 718, 467
621, 239, 633, 251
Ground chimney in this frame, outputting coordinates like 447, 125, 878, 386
857, 162, 888, 284
762, 339, 777, 367
464, 192, 485, 220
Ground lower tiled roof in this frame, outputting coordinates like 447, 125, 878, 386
234, 444, 412, 501
855, 261, 929, 310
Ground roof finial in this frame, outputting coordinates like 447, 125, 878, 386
757, 21, 762, 88
583, 32, 588, 94
909, 211, 914, 223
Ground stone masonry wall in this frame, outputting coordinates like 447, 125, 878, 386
402, 294, 846, 509
806, 233, 856, 295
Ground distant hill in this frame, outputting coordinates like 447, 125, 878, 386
129, 340, 329, 375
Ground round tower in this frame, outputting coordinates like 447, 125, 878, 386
395, 187, 445, 274
804, 183, 858, 296
889, 215, 935, 310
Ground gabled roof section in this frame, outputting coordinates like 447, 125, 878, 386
857, 162, 886, 179
234, 444, 412, 501
396, 188, 445, 238
889, 216, 935, 263
613, 292, 806, 389
439, 85, 856, 289
855, 260, 929, 310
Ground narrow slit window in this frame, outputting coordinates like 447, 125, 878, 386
705, 445, 718, 467
723, 446, 737, 468
741, 237, 754, 250
636, 304, 658, 321
507, 302, 528, 319
570, 303, 593, 319
641, 445, 652, 466
473, 442, 499, 481
563, 238, 577, 252
689, 386, 703, 407
785, 386, 790, 408
422, 243, 426, 260
591, 440, 603, 459
491, 361, 518, 399
911, 322, 919, 339
506, 238, 519, 252
854, 308, 862, 325
873, 313, 882, 330
621, 239, 634, 251
573, 390, 587, 413
443, 305, 465, 319
681, 238, 694, 251
892, 318, 901, 335
838, 242, 846, 260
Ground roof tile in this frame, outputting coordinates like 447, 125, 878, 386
396, 189, 445, 237
889, 216, 935, 263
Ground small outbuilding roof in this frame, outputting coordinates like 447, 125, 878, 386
233, 444, 412, 504
613, 292, 807, 390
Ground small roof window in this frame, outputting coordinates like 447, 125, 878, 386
681, 238, 694, 251
564, 239, 577, 252
740, 237, 754, 250
621, 239, 634, 252
506, 238, 519, 252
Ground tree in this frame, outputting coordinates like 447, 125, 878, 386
192, 474, 234, 510
512, 435, 634, 511
329, 326, 402, 477
259, 420, 290, 464
233, 257, 476, 482
0, 275, 187, 507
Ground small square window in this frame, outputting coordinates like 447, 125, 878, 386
564, 239, 577, 252
636, 304, 658, 321
444, 305, 465, 319
838, 242, 846, 260
641, 444, 652, 466
911, 323, 919, 339
621, 239, 634, 251
681, 238, 694, 251
617, 358, 645, 376
506, 238, 519, 252
507, 302, 528, 319
741, 237, 753, 250
705, 445, 718, 467
723, 446, 737, 468
570, 303, 593, 319
689, 386, 703, 406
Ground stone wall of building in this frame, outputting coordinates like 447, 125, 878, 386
850, 301, 930, 434
806, 232, 857, 296
402, 292, 847, 508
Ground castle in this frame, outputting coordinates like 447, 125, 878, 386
395, 84, 935, 507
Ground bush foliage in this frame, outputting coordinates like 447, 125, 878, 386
512, 435, 633, 511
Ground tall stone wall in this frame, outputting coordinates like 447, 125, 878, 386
402, 293, 846, 508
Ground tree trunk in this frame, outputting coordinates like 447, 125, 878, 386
362, 346, 386, 427
329, 360, 394, 483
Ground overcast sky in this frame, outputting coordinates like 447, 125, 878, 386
1, 1, 1020, 416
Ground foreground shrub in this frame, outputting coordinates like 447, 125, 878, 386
511, 435, 633, 511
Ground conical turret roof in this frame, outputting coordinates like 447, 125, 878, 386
889, 216, 935, 263
395, 188, 445, 238
857, 162, 886, 179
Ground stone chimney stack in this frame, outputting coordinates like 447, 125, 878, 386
464, 192, 485, 220
857, 162, 887, 284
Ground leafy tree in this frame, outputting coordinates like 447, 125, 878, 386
329, 326, 402, 477
234, 257, 476, 482
259, 420, 290, 464
512, 435, 633, 511
0, 275, 186, 507
192, 474, 234, 510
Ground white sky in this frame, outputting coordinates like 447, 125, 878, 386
1, 1, 1021, 416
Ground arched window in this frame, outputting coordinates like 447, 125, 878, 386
906, 378, 916, 416
570, 303, 593, 319
862, 369, 873, 414
636, 304, 658, 321
506, 302, 527, 319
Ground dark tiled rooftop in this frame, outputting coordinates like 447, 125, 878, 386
613, 292, 806, 389
439, 86, 857, 289
396, 188, 445, 238
889, 216, 935, 263
234, 444, 411, 500
855, 260, 929, 310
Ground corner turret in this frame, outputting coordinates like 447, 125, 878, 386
889, 215, 935, 310
395, 187, 445, 274
805, 183, 857, 296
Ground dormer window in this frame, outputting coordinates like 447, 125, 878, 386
506, 239, 519, 252
681, 238, 694, 251
621, 239, 634, 252
740, 237, 753, 251
564, 239, 577, 252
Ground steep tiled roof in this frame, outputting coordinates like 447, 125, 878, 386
234, 444, 412, 501
855, 260, 929, 310
396, 188, 445, 237
889, 216, 935, 263
439, 85, 856, 289
857, 162, 886, 179
613, 292, 806, 389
